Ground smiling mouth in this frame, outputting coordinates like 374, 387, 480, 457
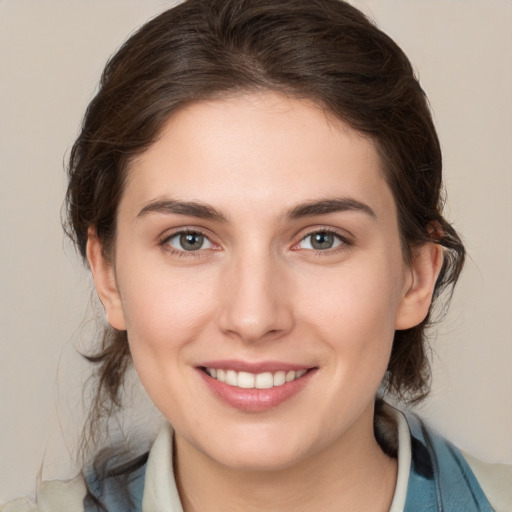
202, 367, 310, 389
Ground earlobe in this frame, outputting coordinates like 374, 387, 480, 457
395, 242, 444, 330
86, 228, 127, 331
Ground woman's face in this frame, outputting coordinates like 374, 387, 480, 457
89, 92, 437, 471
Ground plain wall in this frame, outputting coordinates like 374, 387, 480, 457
1, 0, 511, 502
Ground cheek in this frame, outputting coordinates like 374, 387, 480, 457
116, 257, 217, 366
118, 265, 220, 420
296, 254, 405, 374
300, 259, 404, 332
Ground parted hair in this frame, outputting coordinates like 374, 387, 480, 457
65, 0, 465, 454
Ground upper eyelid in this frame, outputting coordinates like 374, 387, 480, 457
296, 226, 353, 242
159, 228, 217, 251
290, 228, 353, 254
159, 230, 219, 258
160, 227, 214, 242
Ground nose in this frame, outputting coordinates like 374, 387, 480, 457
217, 249, 294, 343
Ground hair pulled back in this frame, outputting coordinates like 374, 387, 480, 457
65, 0, 465, 450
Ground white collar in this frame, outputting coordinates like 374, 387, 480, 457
388, 405, 411, 512
142, 423, 183, 511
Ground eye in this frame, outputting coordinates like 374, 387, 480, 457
297, 230, 345, 251
165, 231, 214, 252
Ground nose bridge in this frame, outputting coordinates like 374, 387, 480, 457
218, 243, 293, 342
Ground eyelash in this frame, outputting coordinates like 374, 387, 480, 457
293, 228, 352, 255
160, 229, 216, 258
160, 227, 351, 258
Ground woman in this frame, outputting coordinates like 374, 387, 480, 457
2, 0, 510, 510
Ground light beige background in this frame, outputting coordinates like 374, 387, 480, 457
1, 0, 511, 502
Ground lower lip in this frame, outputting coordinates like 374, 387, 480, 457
198, 369, 316, 412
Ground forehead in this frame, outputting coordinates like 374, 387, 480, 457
122, 91, 394, 220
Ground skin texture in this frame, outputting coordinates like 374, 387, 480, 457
87, 92, 443, 511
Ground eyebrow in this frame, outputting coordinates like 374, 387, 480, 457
137, 197, 376, 222
285, 198, 376, 220
137, 199, 229, 222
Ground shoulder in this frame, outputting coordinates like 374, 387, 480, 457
462, 450, 512, 512
0, 450, 149, 512
404, 410, 512, 512
83, 451, 148, 511
0, 475, 86, 512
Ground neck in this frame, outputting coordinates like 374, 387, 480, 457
174, 404, 397, 512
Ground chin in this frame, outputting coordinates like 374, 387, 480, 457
215, 447, 307, 473
194, 425, 317, 473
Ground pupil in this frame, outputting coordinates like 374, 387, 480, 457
312, 232, 333, 250
180, 233, 203, 251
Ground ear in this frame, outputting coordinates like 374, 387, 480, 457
395, 241, 444, 330
86, 227, 126, 331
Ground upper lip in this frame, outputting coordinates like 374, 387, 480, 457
199, 359, 315, 373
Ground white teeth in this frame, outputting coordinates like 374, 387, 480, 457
205, 367, 309, 388
273, 371, 286, 386
237, 371, 255, 389
206, 367, 217, 378
255, 372, 273, 389
226, 370, 237, 386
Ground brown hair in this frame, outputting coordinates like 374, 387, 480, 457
65, 0, 465, 453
